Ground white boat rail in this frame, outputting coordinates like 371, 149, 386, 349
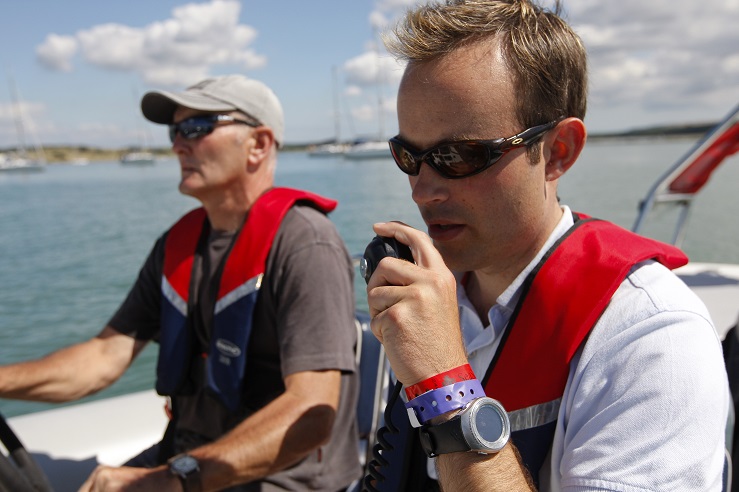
632, 103, 739, 246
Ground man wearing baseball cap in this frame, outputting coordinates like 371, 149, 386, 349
0, 75, 361, 491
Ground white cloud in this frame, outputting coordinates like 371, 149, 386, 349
567, 0, 739, 117
343, 51, 405, 89
375, 0, 418, 9
34, 0, 266, 87
344, 85, 363, 97
344, 52, 382, 87
359, 0, 739, 128
77, 24, 146, 71
369, 11, 390, 30
724, 54, 739, 75
36, 34, 78, 72
351, 103, 377, 123
370, 0, 421, 31
382, 95, 397, 115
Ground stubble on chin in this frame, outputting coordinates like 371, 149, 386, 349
431, 240, 464, 272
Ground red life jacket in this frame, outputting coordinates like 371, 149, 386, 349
482, 214, 688, 481
157, 187, 337, 411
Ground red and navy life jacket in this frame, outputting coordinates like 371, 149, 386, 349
156, 187, 337, 412
481, 214, 688, 485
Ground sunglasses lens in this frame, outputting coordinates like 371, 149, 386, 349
169, 118, 216, 143
389, 138, 503, 178
429, 143, 490, 178
389, 140, 421, 175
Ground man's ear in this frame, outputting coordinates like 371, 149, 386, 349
544, 117, 586, 181
247, 127, 276, 167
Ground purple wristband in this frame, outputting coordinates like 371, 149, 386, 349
405, 379, 485, 425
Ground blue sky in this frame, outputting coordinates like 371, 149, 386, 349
1, 0, 738, 149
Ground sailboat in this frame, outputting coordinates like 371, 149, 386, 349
119, 150, 155, 165
0, 76, 46, 173
343, 140, 390, 160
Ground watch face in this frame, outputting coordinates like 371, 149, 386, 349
464, 397, 510, 453
475, 404, 505, 442
171, 454, 199, 474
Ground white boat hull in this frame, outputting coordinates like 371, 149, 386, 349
6, 391, 168, 491
0, 157, 45, 173
120, 152, 156, 165
344, 141, 390, 160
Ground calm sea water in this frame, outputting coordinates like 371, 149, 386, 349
1, 138, 738, 417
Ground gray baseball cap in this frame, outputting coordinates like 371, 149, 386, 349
141, 75, 284, 147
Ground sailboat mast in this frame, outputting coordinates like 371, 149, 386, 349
374, 29, 384, 141
8, 75, 28, 157
332, 65, 341, 144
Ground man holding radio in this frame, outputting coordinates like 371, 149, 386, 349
365, 1, 729, 490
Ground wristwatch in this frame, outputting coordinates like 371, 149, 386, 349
168, 453, 202, 492
418, 397, 510, 457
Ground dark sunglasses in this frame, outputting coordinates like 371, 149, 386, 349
388, 119, 562, 179
169, 114, 259, 143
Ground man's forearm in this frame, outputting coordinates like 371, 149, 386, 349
0, 346, 106, 401
436, 444, 536, 492
0, 327, 138, 402
186, 370, 341, 490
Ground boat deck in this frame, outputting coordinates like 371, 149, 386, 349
677, 262, 739, 339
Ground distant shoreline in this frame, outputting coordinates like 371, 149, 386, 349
0, 122, 714, 164
588, 122, 715, 140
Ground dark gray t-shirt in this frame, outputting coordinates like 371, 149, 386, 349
109, 204, 361, 491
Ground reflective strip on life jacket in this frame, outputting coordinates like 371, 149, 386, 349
214, 274, 263, 315
161, 276, 187, 317
508, 398, 561, 431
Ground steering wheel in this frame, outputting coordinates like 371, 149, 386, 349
0, 411, 52, 492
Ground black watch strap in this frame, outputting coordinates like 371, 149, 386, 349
181, 472, 202, 492
418, 415, 469, 457
168, 454, 202, 492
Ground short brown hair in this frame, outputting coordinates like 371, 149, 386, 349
384, 0, 588, 129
